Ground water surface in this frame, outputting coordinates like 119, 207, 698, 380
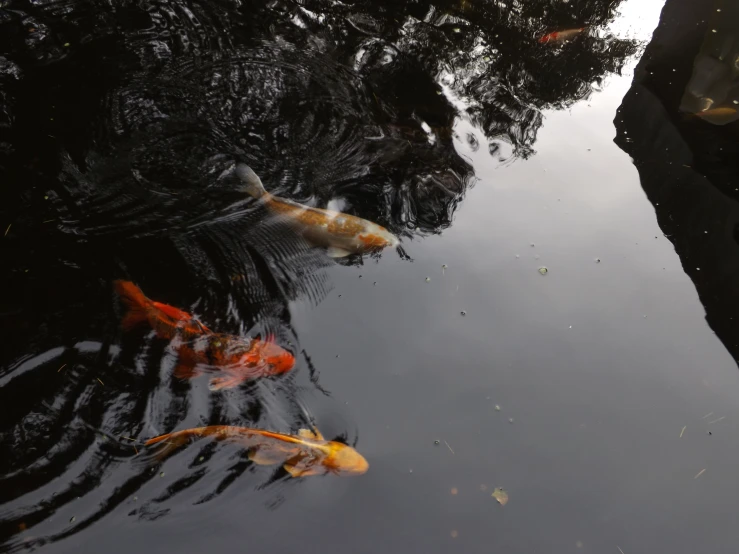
2, 0, 739, 552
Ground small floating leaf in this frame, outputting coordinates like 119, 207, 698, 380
492, 488, 509, 506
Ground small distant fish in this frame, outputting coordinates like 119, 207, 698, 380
539, 27, 586, 44
236, 164, 399, 258
695, 107, 737, 118
114, 280, 294, 389
145, 425, 369, 477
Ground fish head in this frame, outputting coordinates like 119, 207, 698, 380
257, 341, 295, 375
357, 225, 400, 252
322, 442, 369, 476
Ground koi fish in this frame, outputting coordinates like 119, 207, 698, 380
694, 107, 738, 119
539, 27, 586, 44
145, 425, 369, 477
114, 280, 294, 390
235, 164, 399, 258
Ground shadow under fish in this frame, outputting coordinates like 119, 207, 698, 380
145, 426, 369, 477
235, 164, 400, 258
114, 280, 295, 390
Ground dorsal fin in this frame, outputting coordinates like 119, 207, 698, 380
297, 427, 324, 441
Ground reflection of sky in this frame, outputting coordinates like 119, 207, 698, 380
286, 0, 739, 551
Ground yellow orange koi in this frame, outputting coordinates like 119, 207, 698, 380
236, 164, 399, 258
145, 425, 369, 477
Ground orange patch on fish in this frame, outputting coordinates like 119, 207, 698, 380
358, 233, 391, 248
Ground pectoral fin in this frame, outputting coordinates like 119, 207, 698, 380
326, 246, 352, 258
208, 376, 242, 391
297, 428, 325, 441
283, 459, 325, 477
248, 447, 286, 466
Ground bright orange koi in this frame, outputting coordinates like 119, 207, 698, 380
236, 164, 399, 258
114, 280, 294, 389
145, 425, 369, 477
539, 27, 586, 44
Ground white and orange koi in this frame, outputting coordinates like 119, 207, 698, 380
236, 164, 399, 258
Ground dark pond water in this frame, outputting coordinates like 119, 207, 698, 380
3, 0, 739, 551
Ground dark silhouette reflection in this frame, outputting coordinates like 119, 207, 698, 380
0, 0, 642, 549
614, 0, 739, 365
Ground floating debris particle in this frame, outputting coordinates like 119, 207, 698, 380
96, 378, 104, 386
538, 267, 548, 275
617, 547, 626, 554
694, 468, 706, 479
702, 412, 714, 419
451, 530, 458, 538
199, 456, 205, 462
442, 264, 448, 270
495, 404, 501, 411
64, 42, 70, 47
508, 418, 514, 424
530, 243, 535, 247
679, 426, 686, 438
515, 254, 520, 258
451, 487, 458, 495
444, 440, 455, 454
358, 275, 362, 278
492, 488, 509, 506
460, 310, 467, 316
57, 364, 66, 373
425, 277, 431, 282
159, 471, 165, 478
708, 416, 725, 424
69, 516, 76, 523
434, 440, 440, 445
4, 223, 10, 237
595, 258, 601, 263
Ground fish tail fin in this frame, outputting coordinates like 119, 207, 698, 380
114, 280, 150, 331
234, 164, 267, 199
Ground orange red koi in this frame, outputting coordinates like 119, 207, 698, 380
145, 425, 369, 477
539, 27, 586, 44
114, 280, 294, 389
